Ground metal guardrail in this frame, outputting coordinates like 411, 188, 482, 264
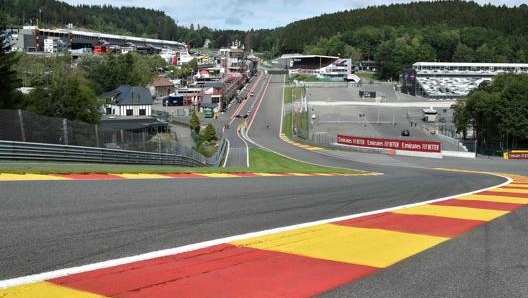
0, 140, 207, 167
206, 137, 228, 167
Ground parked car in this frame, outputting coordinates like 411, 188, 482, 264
249, 91, 254, 97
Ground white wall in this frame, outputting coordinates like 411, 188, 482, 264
107, 104, 152, 116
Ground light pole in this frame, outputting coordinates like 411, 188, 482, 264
472, 112, 478, 157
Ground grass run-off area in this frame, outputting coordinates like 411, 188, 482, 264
0, 148, 363, 175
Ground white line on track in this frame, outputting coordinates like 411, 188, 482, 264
0, 174, 512, 289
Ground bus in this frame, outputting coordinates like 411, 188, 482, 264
203, 107, 214, 118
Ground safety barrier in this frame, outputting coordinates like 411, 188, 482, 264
206, 137, 228, 167
0, 140, 207, 166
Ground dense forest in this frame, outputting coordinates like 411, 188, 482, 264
278, 0, 528, 52
453, 73, 528, 152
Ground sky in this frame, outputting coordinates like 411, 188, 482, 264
61, 0, 526, 31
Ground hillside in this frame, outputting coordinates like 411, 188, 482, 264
0, 0, 180, 40
266, 0, 528, 79
2, 0, 527, 79
278, 0, 528, 53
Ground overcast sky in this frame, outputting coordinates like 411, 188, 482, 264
61, 0, 526, 31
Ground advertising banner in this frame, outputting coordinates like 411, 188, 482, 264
337, 134, 441, 153
507, 151, 528, 159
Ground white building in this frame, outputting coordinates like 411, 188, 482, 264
43, 37, 59, 53
100, 85, 153, 117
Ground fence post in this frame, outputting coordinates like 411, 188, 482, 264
62, 118, 69, 145
18, 109, 26, 142
95, 124, 100, 148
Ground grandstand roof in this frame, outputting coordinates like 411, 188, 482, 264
413, 62, 528, 68
33, 27, 186, 48
279, 54, 339, 60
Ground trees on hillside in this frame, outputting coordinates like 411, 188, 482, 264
271, 2, 528, 79
276, 1, 528, 55
79, 52, 165, 94
375, 32, 437, 79
453, 74, 528, 152
166, 63, 194, 80
201, 123, 217, 143
280, 21, 527, 80
22, 54, 102, 124
0, 24, 23, 109
189, 110, 200, 135
10, 50, 165, 123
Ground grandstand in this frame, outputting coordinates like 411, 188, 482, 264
11, 26, 193, 63
280, 54, 358, 81
403, 62, 528, 99
281, 54, 338, 71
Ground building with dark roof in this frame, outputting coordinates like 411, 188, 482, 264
150, 77, 176, 99
100, 85, 154, 117
98, 85, 168, 150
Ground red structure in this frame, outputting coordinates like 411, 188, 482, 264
94, 45, 109, 55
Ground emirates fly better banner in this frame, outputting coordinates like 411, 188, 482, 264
507, 152, 528, 159
337, 134, 441, 153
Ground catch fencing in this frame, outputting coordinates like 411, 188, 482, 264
0, 109, 220, 166
0, 140, 207, 166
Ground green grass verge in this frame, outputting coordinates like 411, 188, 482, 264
284, 85, 304, 104
283, 112, 293, 138
247, 148, 359, 173
0, 148, 361, 174
356, 71, 384, 82
284, 86, 294, 104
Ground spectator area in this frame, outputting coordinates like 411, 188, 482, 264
409, 62, 528, 99
416, 77, 492, 98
